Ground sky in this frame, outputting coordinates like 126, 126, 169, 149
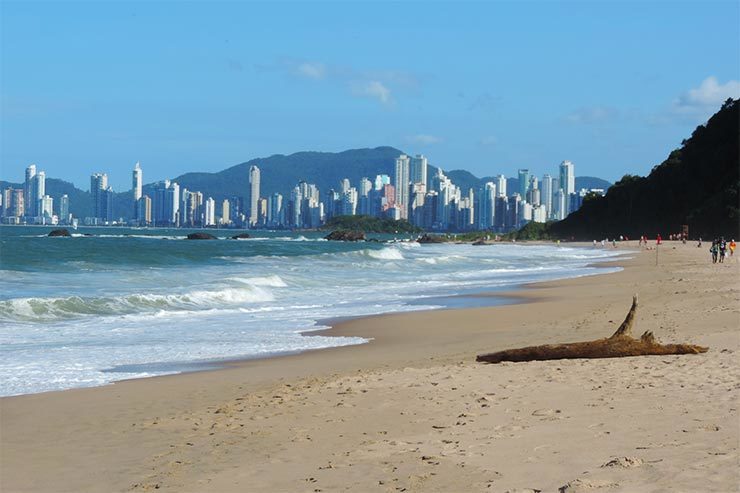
1, 0, 739, 191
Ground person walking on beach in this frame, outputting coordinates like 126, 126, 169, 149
730, 239, 736, 257
710, 239, 719, 263
656, 234, 662, 245
719, 237, 727, 263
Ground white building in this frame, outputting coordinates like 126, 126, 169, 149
132, 162, 143, 220
494, 174, 507, 197
477, 182, 496, 230
394, 154, 410, 219
559, 160, 575, 213
248, 165, 260, 227
204, 197, 216, 226
541, 174, 553, 220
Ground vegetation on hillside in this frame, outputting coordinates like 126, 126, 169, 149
551, 99, 739, 240
322, 215, 422, 233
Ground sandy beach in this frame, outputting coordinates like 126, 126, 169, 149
1, 241, 738, 492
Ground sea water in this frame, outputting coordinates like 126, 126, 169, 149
0, 226, 624, 396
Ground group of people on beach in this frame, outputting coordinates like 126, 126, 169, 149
709, 237, 735, 263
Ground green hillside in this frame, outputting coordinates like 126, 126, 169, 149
551, 99, 739, 240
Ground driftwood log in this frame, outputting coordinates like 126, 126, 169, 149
476, 295, 708, 364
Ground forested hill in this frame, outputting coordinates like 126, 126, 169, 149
551, 99, 739, 240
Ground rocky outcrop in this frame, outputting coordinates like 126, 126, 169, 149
416, 234, 445, 244
472, 239, 489, 245
231, 233, 251, 240
324, 230, 366, 241
48, 229, 71, 237
186, 232, 217, 240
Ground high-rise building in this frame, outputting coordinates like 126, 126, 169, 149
506, 194, 522, 231
269, 193, 283, 227
33, 171, 46, 218
221, 199, 230, 225
494, 175, 507, 197
248, 165, 260, 227
24, 165, 36, 218
59, 194, 70, 223
204, 197, 216, 226
518, 169, 530, 199
12, 189, 25, 220
553, 188, 566, 220
40, 195, 53, 221
559, 160, 575, 214
394, 154, 410, 219
164, 181, 180, 226
90, 173, 109, 223
409, 183, 426, 225
138, 195, 152, 225
477, 182, 496, 230
541, 174, 553, 219
132, 162, 143, 219
410, 154, 428, 189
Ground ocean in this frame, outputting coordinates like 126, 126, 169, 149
0, 226, 623, 396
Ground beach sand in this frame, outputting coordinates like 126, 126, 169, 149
1, 241, 738, 492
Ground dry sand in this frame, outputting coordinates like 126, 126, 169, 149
1, 241, 738, 492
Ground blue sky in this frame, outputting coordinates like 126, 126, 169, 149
1, 1, 739, 191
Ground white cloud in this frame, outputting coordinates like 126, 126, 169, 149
674, 76, 740, 111
406, 134, 442, 145
351, 80, 392, 105
295, 62, 326, 80
257, 57, 417, 106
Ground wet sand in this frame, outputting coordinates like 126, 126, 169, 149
1, 241, 738, 492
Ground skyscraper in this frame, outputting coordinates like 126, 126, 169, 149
477, 182, 496, 230
494, 175, 507, 197
204, 197, 216, 226
132, 162, 143, 220
518, 169, 530, 199
410, 154, 428, 189
559, 160, 575, 214
394, 154, 410, 219
248, 165, 260, 227
33, 171, 46, 218
90, 173, 109, 222
541, 174, 553, 219
24, 165, 36, 218
139, 195, 152, 225
60, 194, 70, 223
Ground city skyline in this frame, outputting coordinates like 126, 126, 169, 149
2, 152, 600, 234
2, 2, 738, 191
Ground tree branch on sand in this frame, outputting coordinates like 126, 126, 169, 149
476, 295, 708, 364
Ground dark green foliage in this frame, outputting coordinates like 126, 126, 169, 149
507, 221, 555, 241
552, 99, 740, 240
322, 215, 422, 233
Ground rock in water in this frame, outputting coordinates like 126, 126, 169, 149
324, 230, 366, 241
231, 233, 251, 239
48, 229, 71, 237
417, 234, 445, 244
186, 232, 217, 240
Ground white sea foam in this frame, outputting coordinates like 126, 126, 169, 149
0, 235, 627, 396
366, 247, 404, 260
